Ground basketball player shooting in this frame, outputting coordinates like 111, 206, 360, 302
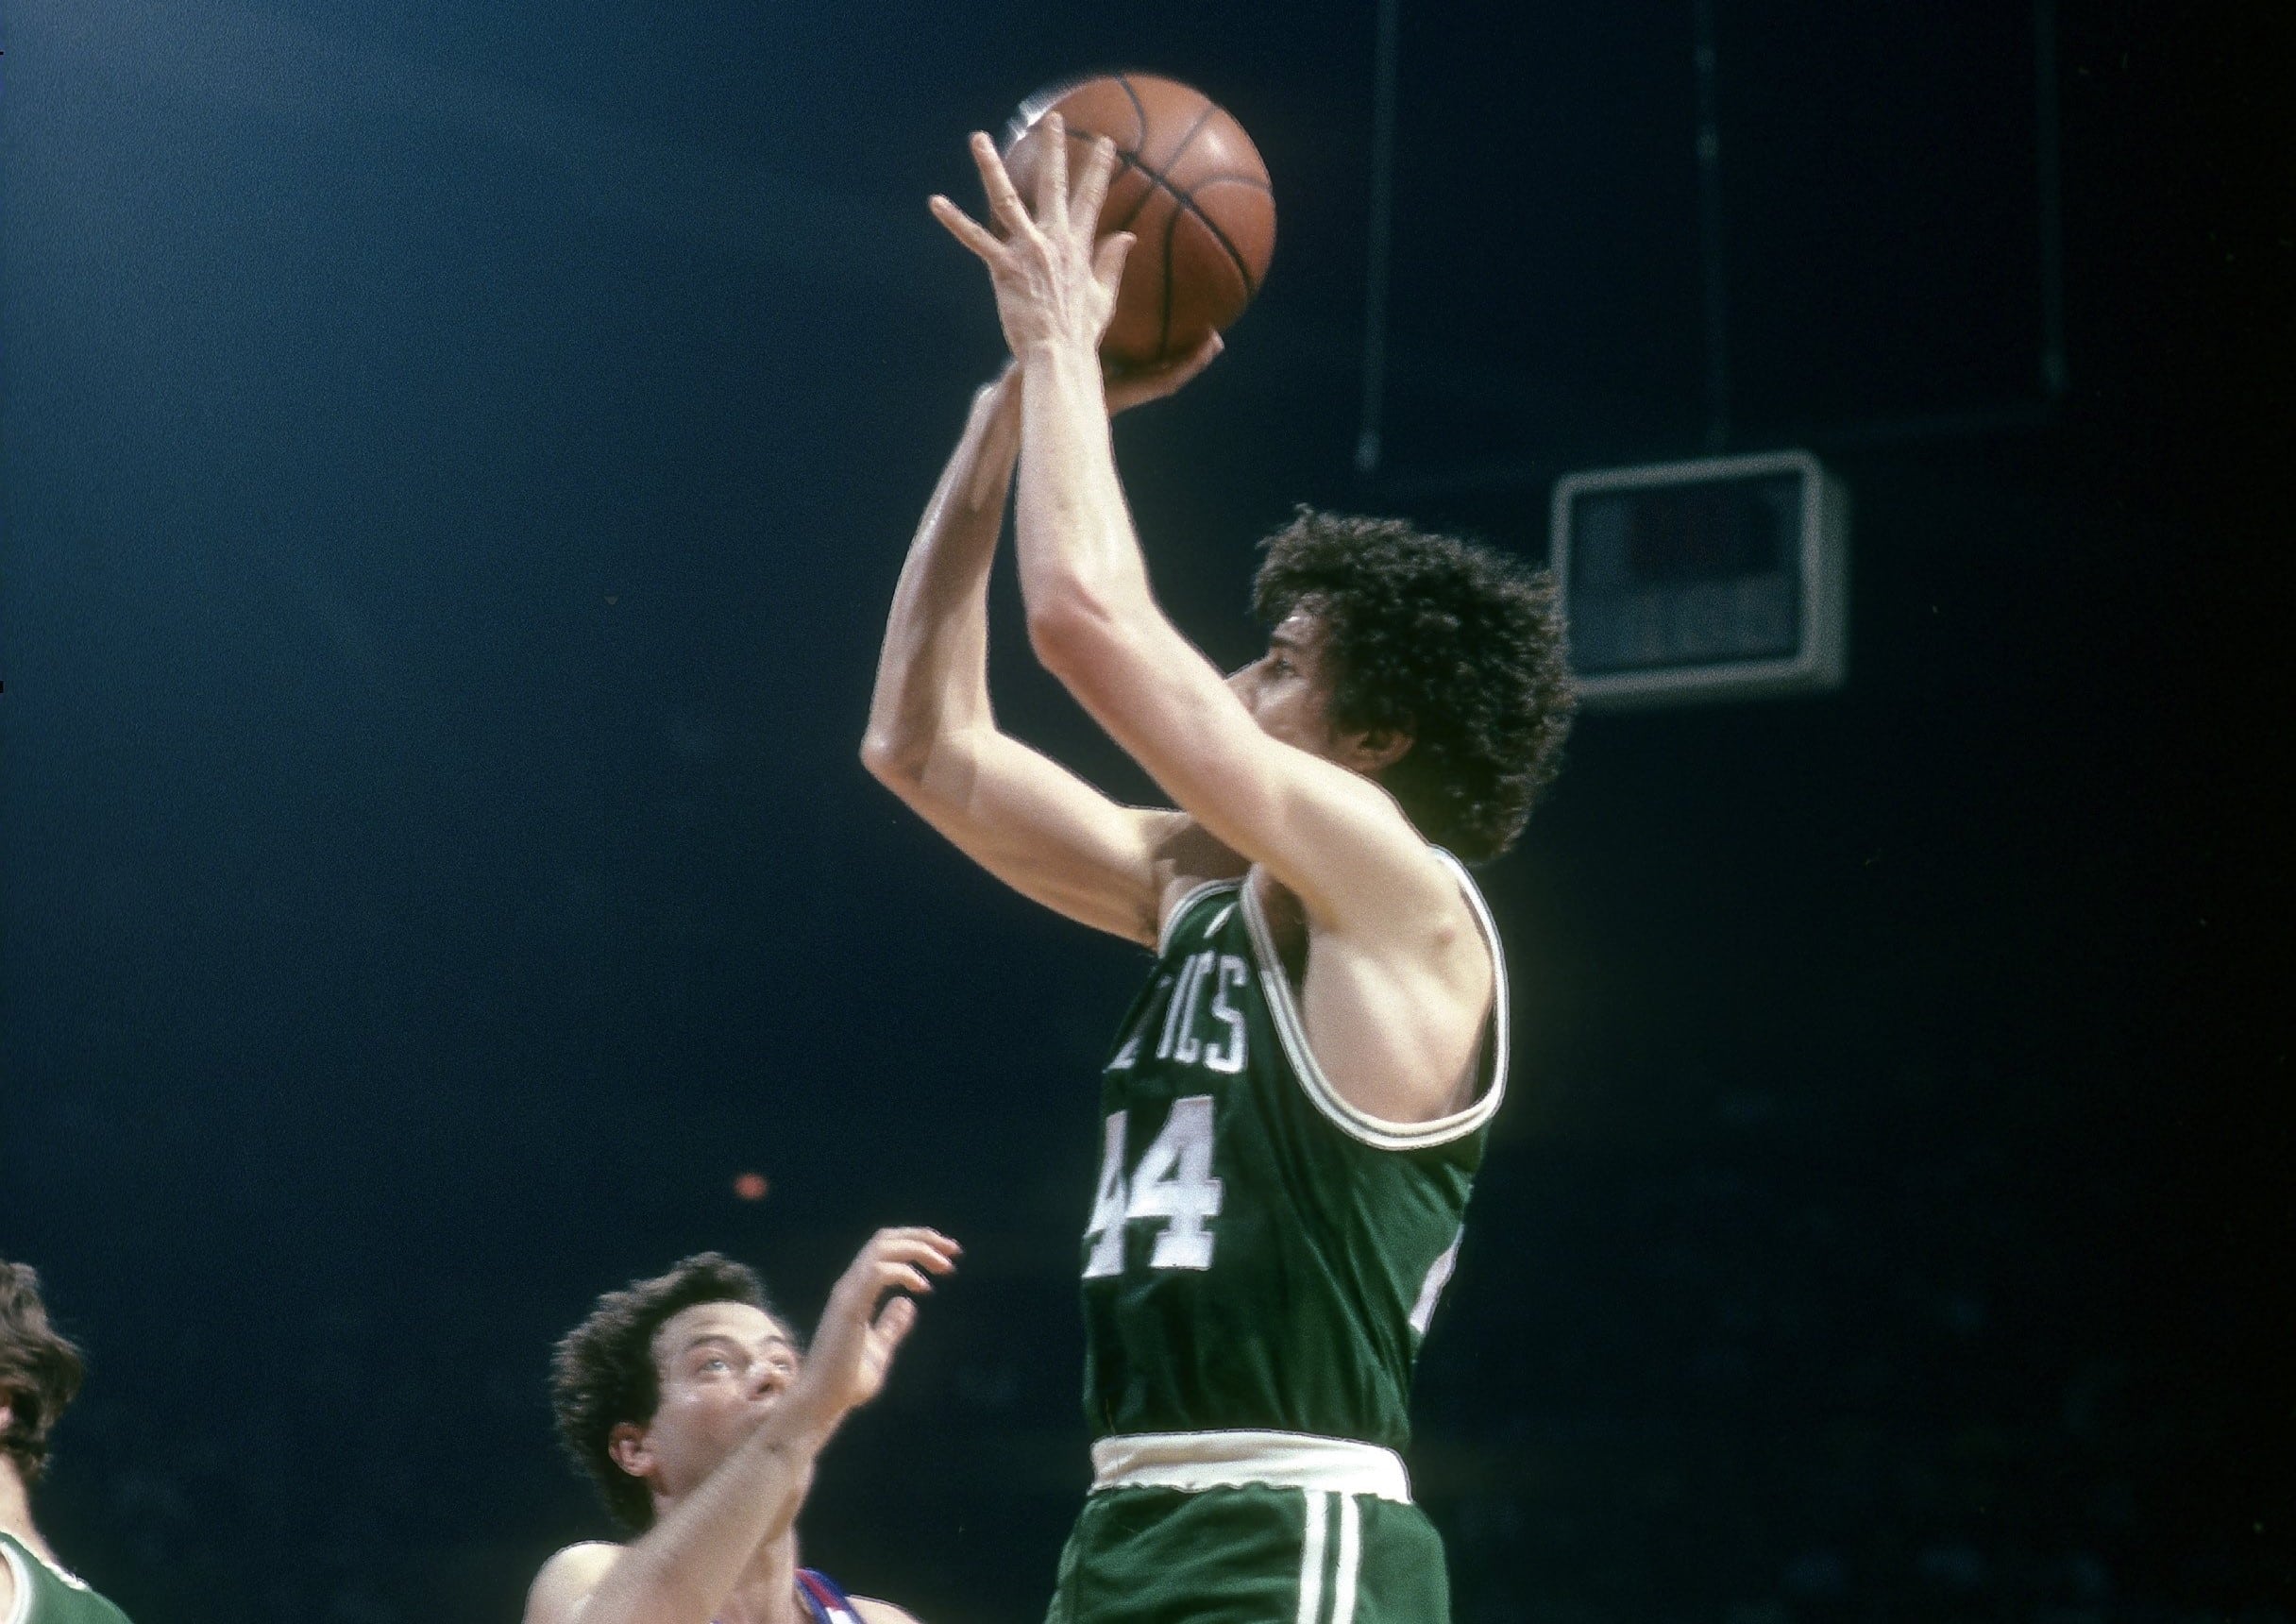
866, 117, 1574, 1621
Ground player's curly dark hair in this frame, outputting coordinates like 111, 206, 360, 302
1252, 509, 1576, 863
0, 1260, 86, 1487
550, 1252, 785, 1531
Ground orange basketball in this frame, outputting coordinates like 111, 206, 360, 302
1003, 74, 1276, 370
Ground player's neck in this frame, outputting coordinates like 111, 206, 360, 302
0, 1463, 52, 1562
715, 1528, 803, 1624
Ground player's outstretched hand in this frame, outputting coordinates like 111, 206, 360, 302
788, 1226, 959, 1429
930, 116, 1133, 364
1106, 333, 1223, 414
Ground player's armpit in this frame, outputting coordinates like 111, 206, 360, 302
869, 721, 1188, 946
522, 1543, 621, 1624
851, 1599, 925, 1624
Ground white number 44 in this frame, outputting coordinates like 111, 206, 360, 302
1083, 1096, 1224, 1277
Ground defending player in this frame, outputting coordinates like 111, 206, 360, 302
864, 123, 1574, 1620
524, 1228, 959, 1624
0, 1260, 133, 1624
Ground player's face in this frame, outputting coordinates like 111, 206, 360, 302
629, 1301, 801, 1503
1229, 609, 1346, 759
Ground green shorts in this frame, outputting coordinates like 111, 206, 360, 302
1044, 1481, 1451, 1624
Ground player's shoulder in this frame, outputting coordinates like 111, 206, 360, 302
1375, 821, 1490, 938
851, 1597, 926, 1624
523, 1541, 624, 1624
1275, 761, 1480, 932
1285, 817, 1483, 940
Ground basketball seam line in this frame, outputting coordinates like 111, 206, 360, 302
1057, 128, 1268, 307
1158, 174, 1179, 358
1163, 98, 1222, 177
1114, 73, 1149, 150
1077, 135, 1275, 200
1150, 103, 1220, 356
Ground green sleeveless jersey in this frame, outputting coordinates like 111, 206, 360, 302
0, 1532, 135, 1624
1079, 854, 1507, 1451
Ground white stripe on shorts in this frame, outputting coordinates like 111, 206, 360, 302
1294, 1491, 1329, 1624
1330, 1491, 1362, 1624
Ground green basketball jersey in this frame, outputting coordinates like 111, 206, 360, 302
1079, 854, 1507, 1450
0, 1532, 136, 1624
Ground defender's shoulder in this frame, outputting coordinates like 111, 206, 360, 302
524, 1542, 624, 1624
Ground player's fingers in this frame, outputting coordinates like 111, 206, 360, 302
1169, 331, 1224, 384
1091, 230, 1136, 298
869, 1226, 961, 1256
875, 1236, 960, 1274
1037, 112, 1069, 230
874, 1225, 957, 1244
872, 1294, 920, 1347
928, 195, 1004, 263
1104, 331, 1223, 414
1070, 135, 1120, 236
873, 1228, 960, 1259
970, 131, 1035, 238
876, 1262, 934, 1296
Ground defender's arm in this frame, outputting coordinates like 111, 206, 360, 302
522, 1231, 957, 1624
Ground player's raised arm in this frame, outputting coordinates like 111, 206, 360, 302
861, 317, 1219, 946
929, 123, 1455, 937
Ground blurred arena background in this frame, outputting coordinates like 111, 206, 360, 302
2, 1, 2288, 1619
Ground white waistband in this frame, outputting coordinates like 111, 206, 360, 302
1089, 1430, 1413, 1504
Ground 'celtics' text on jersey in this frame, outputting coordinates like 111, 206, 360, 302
1080, 854, 1508, 1450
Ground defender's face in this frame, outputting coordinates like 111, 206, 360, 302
1228, 609, 1343, 758
624, 1301, 800, 1504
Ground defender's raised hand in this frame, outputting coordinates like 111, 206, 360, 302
930, 115, 1134, 362
785, 1226, 960, 1430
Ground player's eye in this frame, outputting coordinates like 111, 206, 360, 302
700, 1356, 732, 1375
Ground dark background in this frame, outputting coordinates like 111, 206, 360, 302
3, 1, 2289, 1619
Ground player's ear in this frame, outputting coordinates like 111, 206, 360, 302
607, 1421, 653, 1480
1345, 727, 1412, 774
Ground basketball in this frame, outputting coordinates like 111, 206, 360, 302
1003, 74, 1276, 370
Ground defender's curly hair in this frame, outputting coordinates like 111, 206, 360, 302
549, 1253, 783, 1531
0, 1260, 86, 1487
1252, 509, 1575, 862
